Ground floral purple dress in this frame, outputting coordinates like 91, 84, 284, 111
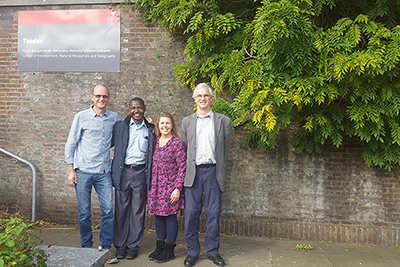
148, 135, 186, 216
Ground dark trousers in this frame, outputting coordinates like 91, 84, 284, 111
113, 166, 147, 250
184, 165, 222, 257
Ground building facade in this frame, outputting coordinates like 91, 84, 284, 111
1, 0, 400, 245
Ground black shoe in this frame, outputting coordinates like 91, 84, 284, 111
184, 255, 198, 267
125, 248, 138, 260
208, 254, 226, 266
148, 239, 165, 261
154, 241, 176, 263
116, 248, 126, 259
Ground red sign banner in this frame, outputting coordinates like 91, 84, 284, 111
18, 9, 121, 72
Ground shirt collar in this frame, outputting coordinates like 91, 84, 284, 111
130, 118, 147, 128
197, 109, 213, 119
90, 107, 109, 117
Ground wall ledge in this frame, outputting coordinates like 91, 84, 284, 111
145, 215, 400, 246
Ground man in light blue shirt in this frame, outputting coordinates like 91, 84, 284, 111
110, 97, 155, 261
64, 84, 121, 250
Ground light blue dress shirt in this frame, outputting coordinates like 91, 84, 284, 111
124, 118, 148, 165
64, 108, 121, 174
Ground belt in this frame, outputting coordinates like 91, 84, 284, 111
196, 164, 216, 168
124, 163, 146, 171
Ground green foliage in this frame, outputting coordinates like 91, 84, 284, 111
126, 0, 400, 170
295, 244, 313, 250
210, 97, 235, 120
0, 197, 48, 267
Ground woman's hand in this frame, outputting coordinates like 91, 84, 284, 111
170, 188, 180, 203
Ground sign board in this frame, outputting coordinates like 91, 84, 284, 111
18, 9, 120, 72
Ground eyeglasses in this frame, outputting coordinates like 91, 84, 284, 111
195, 94, 211, 99
92, 94, 109, 99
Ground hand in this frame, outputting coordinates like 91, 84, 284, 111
170, 189, 180, 204
146, 117, 153, 123
68, 165, 77, 187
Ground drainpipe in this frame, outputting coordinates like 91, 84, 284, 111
0, 147, 36, 222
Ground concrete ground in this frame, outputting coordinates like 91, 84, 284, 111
37, 227, 400, 267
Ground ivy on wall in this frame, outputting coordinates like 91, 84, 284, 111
123, 0, 400, 170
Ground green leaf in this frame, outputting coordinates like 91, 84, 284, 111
5, 240, 15, 247
129, 0, 400, 170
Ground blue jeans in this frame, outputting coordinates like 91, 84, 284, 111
75, 170, 114, 249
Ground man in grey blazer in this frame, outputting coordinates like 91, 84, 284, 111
181, 83, 232, 267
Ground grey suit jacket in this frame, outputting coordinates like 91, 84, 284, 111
181, 111, 232, 192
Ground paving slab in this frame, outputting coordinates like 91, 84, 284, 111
369, 245, 400, 266
267, 240, 332, 267
219, 235, 271, 267
34, 228, 400, 267
317, 242, 397, 267
36, 228, 80, 247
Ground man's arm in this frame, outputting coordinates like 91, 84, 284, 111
224, 117, 233, 157
64, 113, 81, 187
181, 118, 188, 147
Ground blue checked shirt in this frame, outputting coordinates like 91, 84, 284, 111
124, 118, 148, 165
64, 108, 121, 174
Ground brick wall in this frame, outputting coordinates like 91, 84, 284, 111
218, 128, 400, 245
0, 4, 191, 224
1, 4, 400, 245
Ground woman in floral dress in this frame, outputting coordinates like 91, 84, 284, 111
147, 111, 186, 263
